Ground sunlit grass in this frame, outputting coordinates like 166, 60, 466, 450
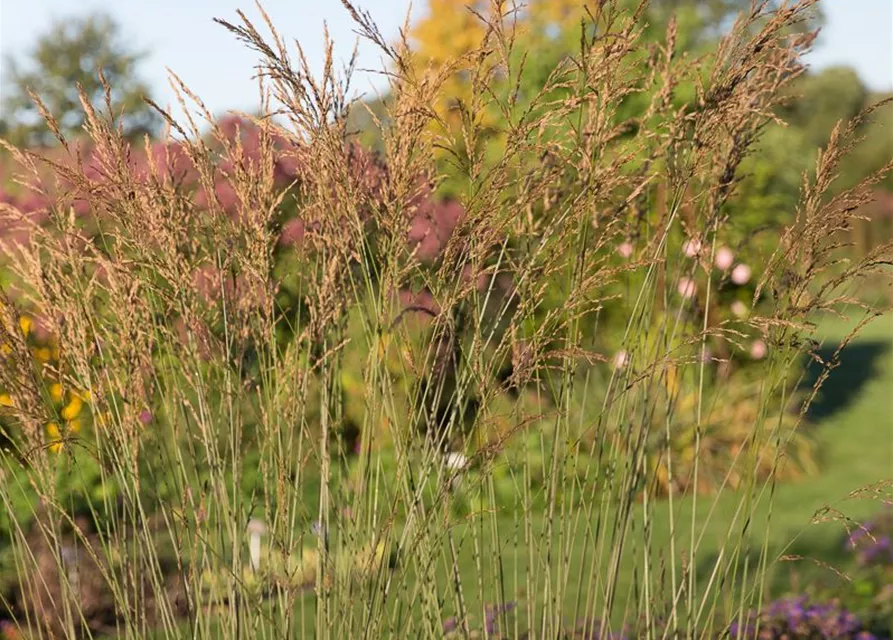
0, 0, 890, 638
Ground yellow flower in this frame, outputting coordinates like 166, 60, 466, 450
0, 394, 13, 408
665, 364, 680, 397
33, 347, 52, 363
46, 422, 62, 453
61, 395, 83, 421
0, 343, 11, 356
377, 333, 391, 360
46, 420, 80, 453
49, 383, 64, 403
18, 316, 33, 337
73, 388, 92, 403
95, 411, 112, 429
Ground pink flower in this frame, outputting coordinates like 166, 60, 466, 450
750, 340, 767, 360
398, 288, 440, 325
683, 238, 702, 257
274, 152, 302, 182
677, 277, 696, 299
731, 300, 748, 318
148, 141, 196, 184
731, 264, 752, 285
461, 264, 490, 292
613, 350, 629, 369
715, 247, 734, 270
617, 242, 633, 258
18, 191, 48, 214
496, 272, 515, 296
139, 409, 153, 425
278, 218, 305, 247
72, 198, 91, 216
407, 198, 463, 262
31, 316, 53, 343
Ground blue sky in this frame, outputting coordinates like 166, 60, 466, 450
1, 0, 890, 123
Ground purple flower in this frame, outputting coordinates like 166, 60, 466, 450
572, 618, 629, 640
736, 595, 876, 639
483, 601, 517, 634
442, 617, 458, 633
729, 619, 756, 638
845, 511, 893, 567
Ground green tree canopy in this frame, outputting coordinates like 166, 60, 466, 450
1, 11, 160, 148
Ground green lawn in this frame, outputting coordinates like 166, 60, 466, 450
433, 311, 893, 629
130, 311, 893, 637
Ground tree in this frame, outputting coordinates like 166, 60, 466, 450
400, 1, 822, 188
406, 0, 823, 122
728, 66, 879, 240
1, 12, 160, 148
780, 66, 868, 150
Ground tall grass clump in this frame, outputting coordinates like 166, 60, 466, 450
0, 0, 890, 637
